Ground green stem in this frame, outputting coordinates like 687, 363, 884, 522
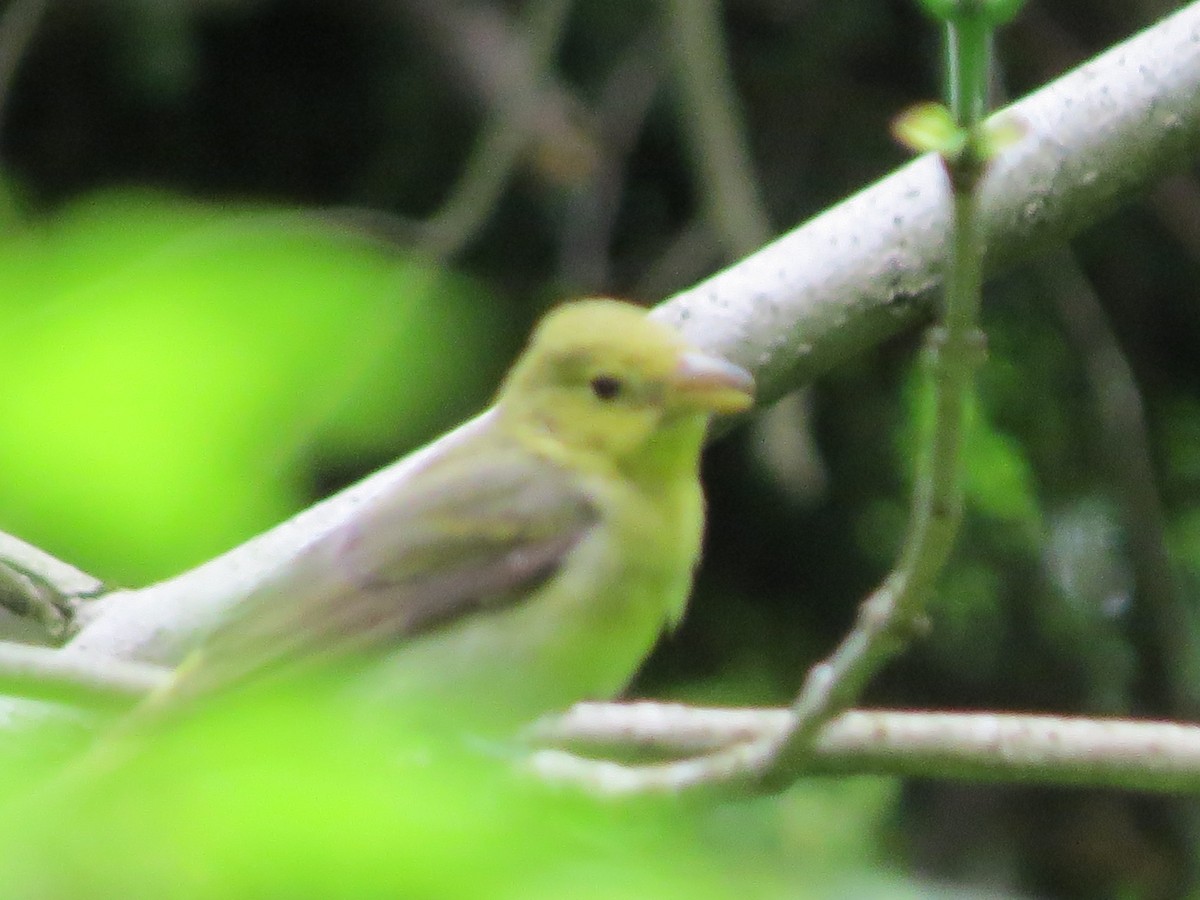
758, 3, 993, 789
946, 16, 989, 131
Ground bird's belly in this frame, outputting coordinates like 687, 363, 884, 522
346, 525, 695, 732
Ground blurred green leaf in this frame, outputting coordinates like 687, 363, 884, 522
0, 682, 901, 899
890, 102, 966, 157
0, 190, 507, 583
0, 694, 710, 898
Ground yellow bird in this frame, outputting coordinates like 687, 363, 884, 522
166, 299, 754, 730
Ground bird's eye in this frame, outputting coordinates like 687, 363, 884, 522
589, 374, 623, 401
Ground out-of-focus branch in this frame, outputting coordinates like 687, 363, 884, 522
396, 0, 578, 136
558, 32, 664, 291
1040, 252, 1199, 718
663, 0, 773, 257
530, 702, 1200, 797
0, 640, 168, 710
402, 0, 586, 260
0, 0, 49, 147
1149, 172, 1200, 263
635, 218, 722, 300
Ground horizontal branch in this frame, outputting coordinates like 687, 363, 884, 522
0, 640, 169, 711
531, 702, 1200, 796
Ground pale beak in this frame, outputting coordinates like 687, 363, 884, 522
673, 351, 755, 414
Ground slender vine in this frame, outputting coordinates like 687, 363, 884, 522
753, 0, 1027, 787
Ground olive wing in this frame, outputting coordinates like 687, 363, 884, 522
181, 443, 599, 695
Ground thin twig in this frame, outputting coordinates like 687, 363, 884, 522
753, 10, 994, 786
530, 700, 791, 754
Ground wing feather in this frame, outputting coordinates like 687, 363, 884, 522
179, 438, 598, 696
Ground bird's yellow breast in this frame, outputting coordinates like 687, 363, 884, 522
344, 458, 704, 731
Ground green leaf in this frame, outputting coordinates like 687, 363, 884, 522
890, 103, 967, 157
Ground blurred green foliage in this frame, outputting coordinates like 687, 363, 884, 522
0, 681, 905, 899
0, 190, 509, 583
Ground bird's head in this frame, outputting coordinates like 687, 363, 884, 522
496, 299, 754, 470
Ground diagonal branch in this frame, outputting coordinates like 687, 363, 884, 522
4, 1, 1199, 669
657, 1, 1200, 403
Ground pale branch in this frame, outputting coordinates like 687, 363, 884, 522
0, 640, 169, 710
4, 646, 1199, 801
530, 741, 773, 797
4, 2, 1199, 669
529, 700, 792, 755
0, 531, 105, 642
531, 703, 1200, 797
656, 1, 1200, 405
